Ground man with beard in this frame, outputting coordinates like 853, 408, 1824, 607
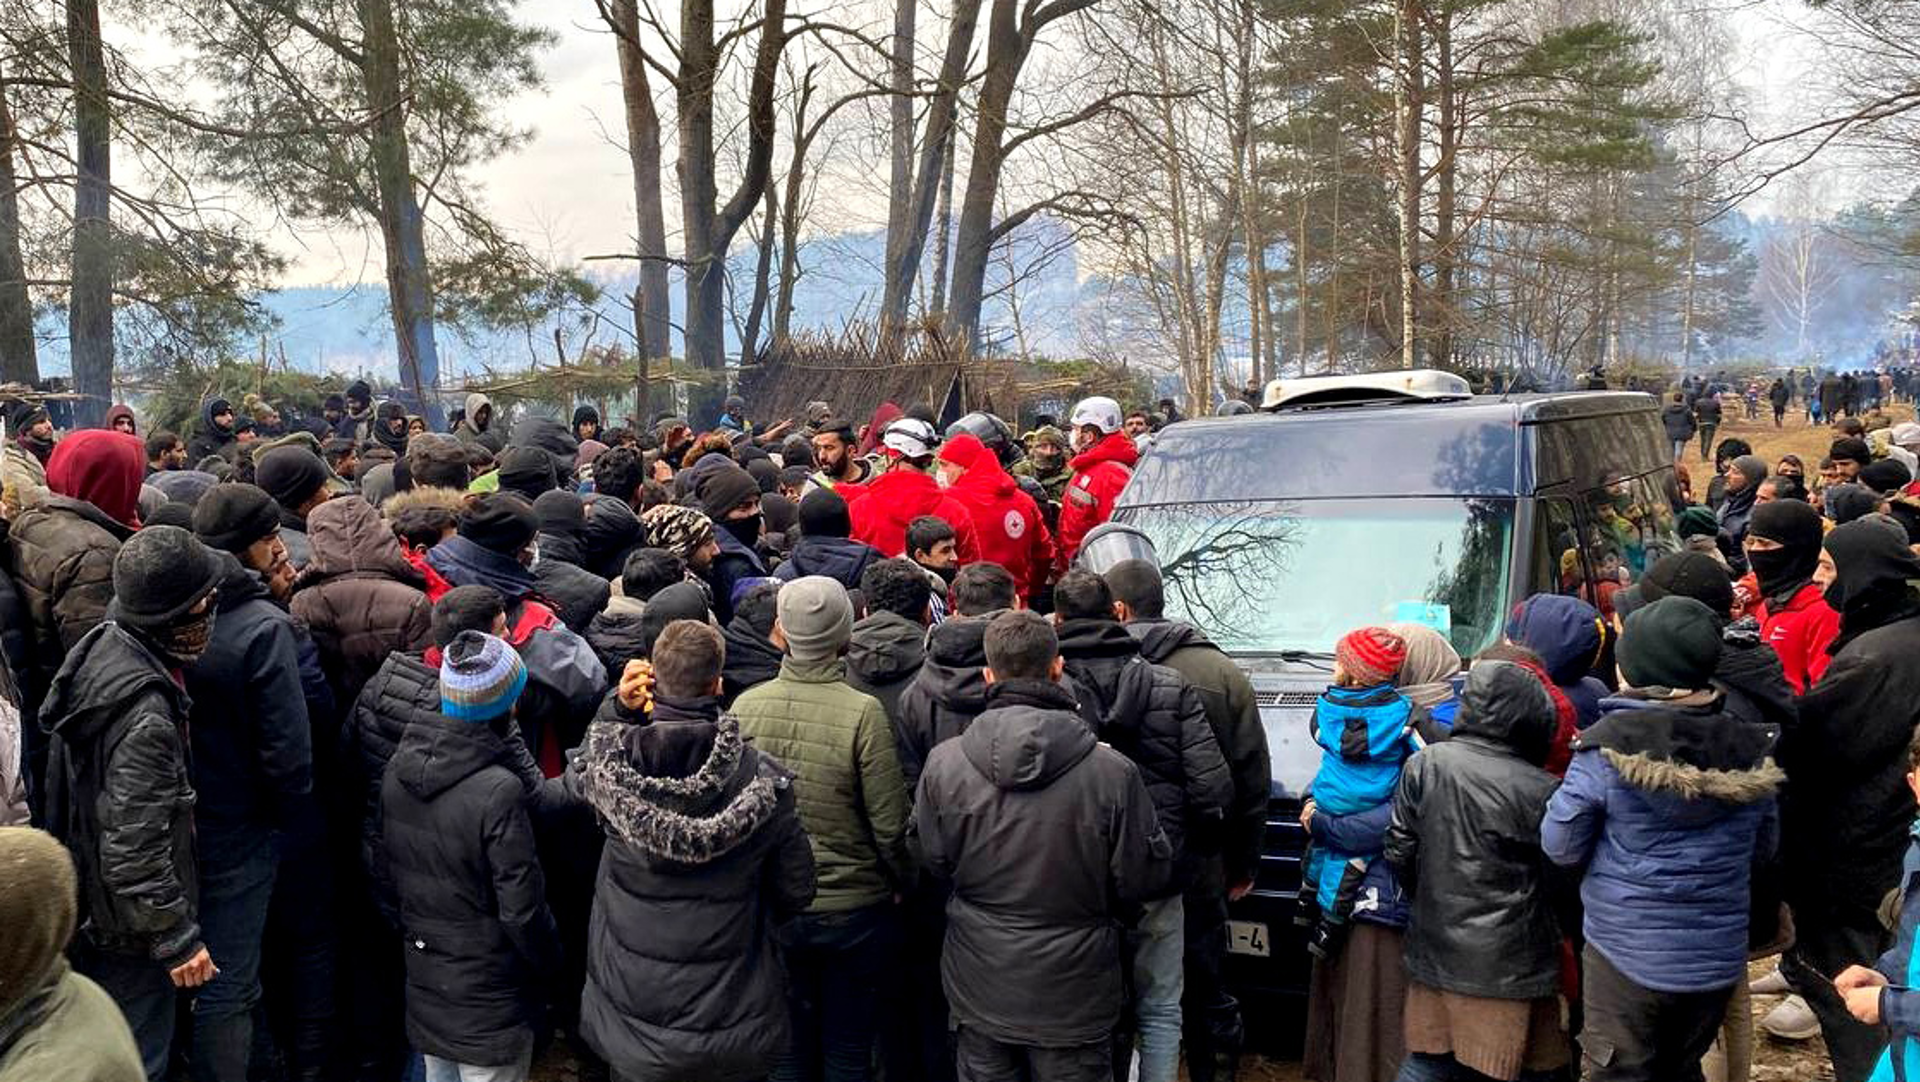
1746, 499, 1842, 694
372, 402, 410, 459
186, 397, 238, 465
144, 431, 187, 477
809, 416, 873, 495
695, 464, 768, 626
321, 394, 348, 436
1, 401, 55, 518
336, 381, 376, 442
1779, 522, 1920, 1081
1012, 426, 1073, 506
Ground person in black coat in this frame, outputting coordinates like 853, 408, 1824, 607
696, 466, 768, 626
39, 526, 225, 1081
892, 563, 1021, 791
846, 558, 931, 726
563, 620, 815, 1082
1052, 570, 1229, 1082
530, 491, 612, 634
181, 543, 314, 1082
382, 632, 560, 1081
1661, 392, 1696, 462
1780, 521, 1920, 1082
912, 610, 1171, 1082
721, 582, 783, 706
1384, 660, 1570, 1079
774, 489, 885, 592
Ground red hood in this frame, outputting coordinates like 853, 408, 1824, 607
862, 467, 947, 518
1069, 430, 1140, 473
47, 429, 144, 527
104, 404, 136, 434
950, 459, 1017, 500
858, 402, 904, 456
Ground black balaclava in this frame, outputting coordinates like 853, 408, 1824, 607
1822, 518, 1920, 640
1748, 499, 1824, 600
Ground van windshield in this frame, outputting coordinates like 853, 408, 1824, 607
1117, 498, 1515, 658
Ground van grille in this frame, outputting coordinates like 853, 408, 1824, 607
1255, 690, 1318, 708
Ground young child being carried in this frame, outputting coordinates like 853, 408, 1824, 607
1297, 626, 1436, 958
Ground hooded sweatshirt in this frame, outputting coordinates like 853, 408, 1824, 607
1505, 594, 1609, 728
845, 609, 928, 725
937, 435, 1054, 602
47, 430, 143, 529
102, 404, 136, 436
186, 398, 236, 464
848, 466, 981, 564
892, 613, 998, 792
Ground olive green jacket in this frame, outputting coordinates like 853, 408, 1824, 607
733, 656, 912, 911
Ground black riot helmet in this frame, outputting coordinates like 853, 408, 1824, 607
1074, 521, 1159, 576
946, 411, 1020, 466
1215, 400, 1253, 416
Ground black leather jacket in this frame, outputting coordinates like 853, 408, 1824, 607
1385, 660, 1564, 1000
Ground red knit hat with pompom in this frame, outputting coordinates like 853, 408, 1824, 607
1336, 626, 1408, 686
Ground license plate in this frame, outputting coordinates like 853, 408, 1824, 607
1226, 920, 1270, 957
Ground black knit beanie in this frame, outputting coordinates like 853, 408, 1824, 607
532, 489, 585, 537
1639, 551, 1735, 620
698, 465, 761, 520
459, 492, 539, 555
496, 446, 558, 500
797, 488, 851, 538
1618, 596, 1725, 691
112, 525, 223, 629
192, 483, 282, 554
1861, 458, 1913, 495
254, 446, 330, 511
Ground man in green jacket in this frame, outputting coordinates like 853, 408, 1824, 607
733, 575, 912, 1082
1105, 559, 1273, 1082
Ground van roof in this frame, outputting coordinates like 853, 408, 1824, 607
1118, 392, 1661, 504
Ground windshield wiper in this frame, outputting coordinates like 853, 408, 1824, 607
1243, 649, 1336, 666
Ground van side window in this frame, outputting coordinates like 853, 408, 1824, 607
1532, 497, 1586, 600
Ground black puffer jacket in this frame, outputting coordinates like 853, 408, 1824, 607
1384, 660, 1563, 1000
586, 597, 650, 677
721, 615, 782, 707
382, 711, 561, 1068
893, 613, 997, 793
568, 695, 815, 1082
912, 678, 1170, 1046
1714, 618, 1796, 734
535, 558, 611, 635
1057, 618, 1230, 887
771, 535, 884, 592
1131, 618, 1272, 889
585, 495, 646, 580
40, 620, 202, 967
846, 610, 926, 727
345, 652, 553, 923
184, 554, 313, 862
1661, 402, 1696, 442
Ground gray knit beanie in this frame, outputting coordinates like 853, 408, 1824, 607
775, 575, 852, 662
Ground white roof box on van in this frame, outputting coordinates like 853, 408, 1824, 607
1259, 369, 1473, 410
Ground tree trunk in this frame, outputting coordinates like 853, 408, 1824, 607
880, 0, 984, 328
0, 75, 38, 385
740, 185, 777, 364
359, 0, 441, 417
611, 0, 672, 404
773, 74, 816, 343
1679, 218, 1698, 369
881, 0, 917, 311
1427, 5, 1455, 370
67, 0, 112, 423
947, 0, 1027, 352
929, 125, 956, 315
678, 0, 788, 424
1392, 0, 1422, 369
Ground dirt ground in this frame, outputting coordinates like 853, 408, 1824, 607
1691, 396, 1913, 479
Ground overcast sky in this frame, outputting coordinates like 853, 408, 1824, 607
113, 0, 1834, 289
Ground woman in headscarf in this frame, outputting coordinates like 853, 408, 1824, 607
1778, 521, 1920, 1081
1387, 622, 1463, 728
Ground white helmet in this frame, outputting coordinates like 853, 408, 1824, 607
881, 418, 940, 459
1069, 396, 1123, 435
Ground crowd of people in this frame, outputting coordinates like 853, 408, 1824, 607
2, 375, 1920, 1082
0, 385, 1275, 1082
1659, 368, 1920, 457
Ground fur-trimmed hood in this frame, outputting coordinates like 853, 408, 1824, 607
1580, 692, 1782, 811
379, 484, 468, 517
575, 711, 789, 865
